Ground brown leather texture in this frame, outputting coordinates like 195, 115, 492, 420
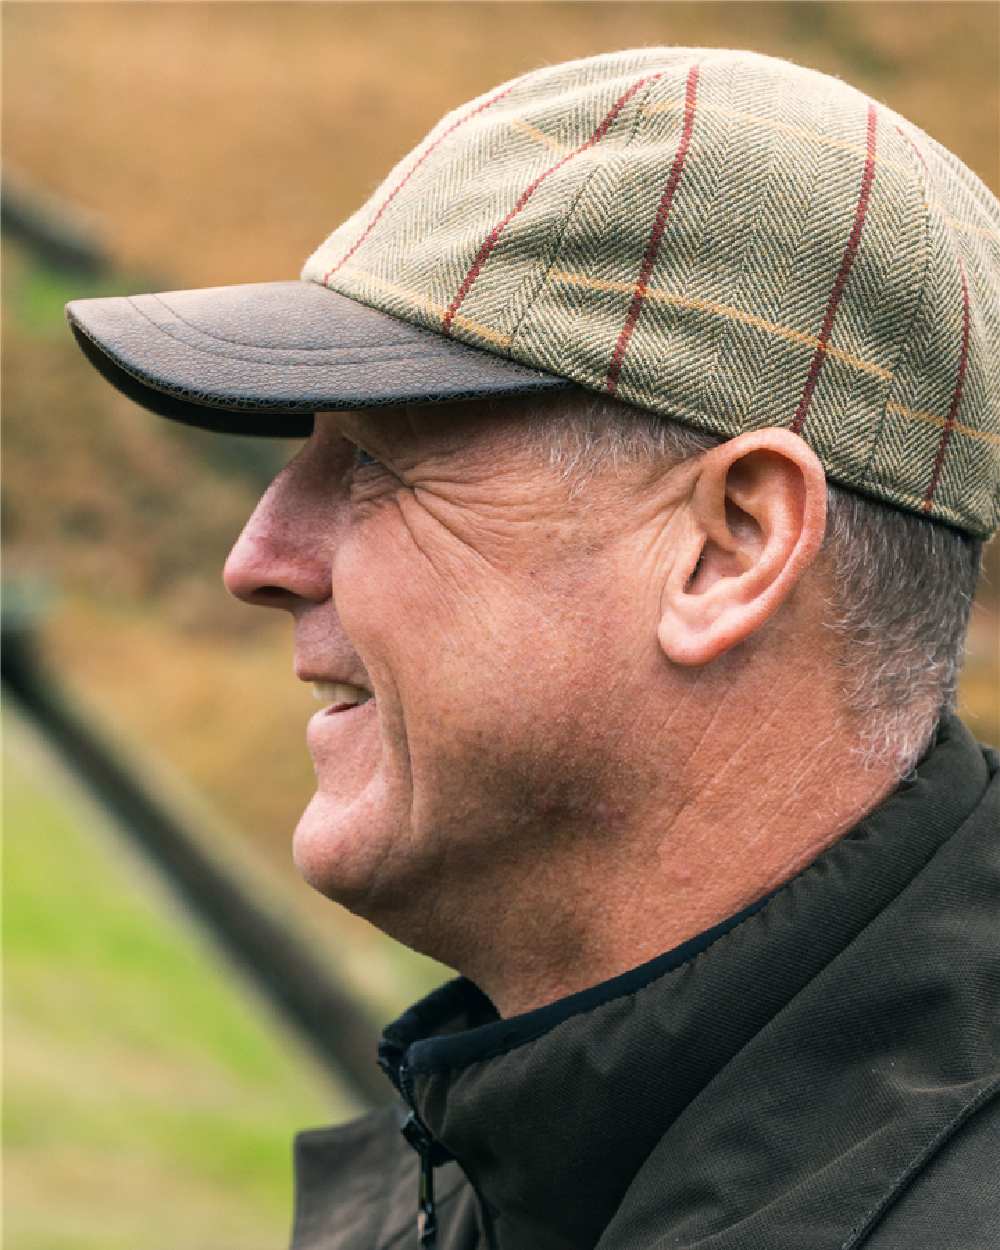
65, 280, 571, 435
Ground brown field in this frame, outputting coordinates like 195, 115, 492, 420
5, 2, 998, 286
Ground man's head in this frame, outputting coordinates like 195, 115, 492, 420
220, 382, 980, 996
221, 390, 833, 956
66, 47, 998, 1010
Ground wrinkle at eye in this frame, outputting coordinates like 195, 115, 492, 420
406, 485, 514, 578
393, 488, 569, 639
385, 489, 529, 642
349, 460, 403, 507
395, 487, 502, 579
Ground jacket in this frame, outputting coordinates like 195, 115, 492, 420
290, 714, 1000, 1250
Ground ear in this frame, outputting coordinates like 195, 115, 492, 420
658, 429, 827, 666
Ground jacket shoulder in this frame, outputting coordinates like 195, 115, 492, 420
856, 1083, 1000, 1249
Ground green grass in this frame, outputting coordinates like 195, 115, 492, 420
3, 712, 361, 1250
2, 240, 150, 339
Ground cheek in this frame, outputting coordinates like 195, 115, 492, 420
332, 520, 443, 660
402, 673, 616, 857
332, 506, 619, 791
333, 503, 509, 666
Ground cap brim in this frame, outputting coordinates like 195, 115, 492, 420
65, 280, 573, 436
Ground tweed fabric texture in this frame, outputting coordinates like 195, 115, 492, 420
302, 47, 1000, 538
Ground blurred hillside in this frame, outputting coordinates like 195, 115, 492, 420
4, 3, 998, 286
3, 0, 999, 1010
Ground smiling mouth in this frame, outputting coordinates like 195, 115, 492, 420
312, 681, 374, 714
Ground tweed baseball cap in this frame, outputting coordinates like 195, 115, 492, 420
66, 47, 1000, 537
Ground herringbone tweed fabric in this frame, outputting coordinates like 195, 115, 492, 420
303, 47, 1000, 539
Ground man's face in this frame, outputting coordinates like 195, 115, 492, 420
223, 398, 674, 952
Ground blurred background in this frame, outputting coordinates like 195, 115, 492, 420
3, 3, 998, 1248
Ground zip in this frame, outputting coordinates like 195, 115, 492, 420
402, 1108, 440, 1248
398, 1061, 453, 1249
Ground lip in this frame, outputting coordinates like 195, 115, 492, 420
307, 694, 377, 724
306, 694, 377, 757
319, 699, 374, 717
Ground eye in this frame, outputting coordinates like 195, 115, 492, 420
352, 444, 382, 470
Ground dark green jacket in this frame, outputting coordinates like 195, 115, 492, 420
291, 716, 999, 1250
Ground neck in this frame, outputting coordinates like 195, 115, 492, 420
451, 644, 905, 1019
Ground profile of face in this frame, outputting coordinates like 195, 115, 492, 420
223, 396, 827, 966
222, 398, 682, 952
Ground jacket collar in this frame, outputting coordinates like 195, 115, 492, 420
376, 715, 996, 1250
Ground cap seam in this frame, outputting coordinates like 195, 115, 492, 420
507, 68, 668, 360
858, 119, 934, 497
146, 290, 381, 352
125, 295, 475, 370
680, 62, 796, 423
142, 292, 452, 359
70, 310, 317, 412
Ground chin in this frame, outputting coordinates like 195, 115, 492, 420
291, 787, 409, 914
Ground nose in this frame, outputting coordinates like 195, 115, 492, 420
223, 465, 334, 611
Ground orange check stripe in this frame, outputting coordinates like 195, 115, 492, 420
336, 271, 996, 457
511, 118, 568, 156
548, 270, 894, 381
647, 98, 908, 175
887, 401, 1000, 447
342, 269, 513, 348
943, 215, 1000, 244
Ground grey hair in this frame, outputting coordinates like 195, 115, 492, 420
520, 392, 983, 776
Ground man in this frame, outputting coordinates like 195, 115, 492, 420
66, 47, 998, 1250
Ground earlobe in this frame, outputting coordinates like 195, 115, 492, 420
657, 430, 827, 667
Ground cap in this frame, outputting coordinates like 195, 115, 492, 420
66, 47, 1000, 538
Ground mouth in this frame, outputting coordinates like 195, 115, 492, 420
311, 680, 374, 715
303, 674, 379, 793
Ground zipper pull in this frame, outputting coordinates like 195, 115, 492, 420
401, 1109, 439, 1248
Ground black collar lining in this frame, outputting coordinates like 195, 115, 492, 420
405, 882, 783, 1077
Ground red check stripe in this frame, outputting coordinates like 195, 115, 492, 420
442, 73, 661, 335
606, 64, 700, 397
790, 102, 879, 436
922, 259, 971, 511
321, 83, 517, 285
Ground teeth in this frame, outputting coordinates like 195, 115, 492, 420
312, 681, 373, 707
